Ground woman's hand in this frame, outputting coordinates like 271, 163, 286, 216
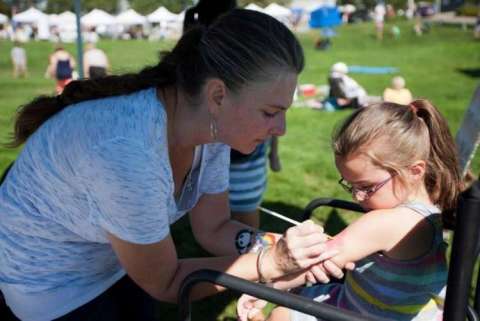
237, 294, 267, 321
261, 220, 329, 281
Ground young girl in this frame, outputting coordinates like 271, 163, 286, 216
238, 99, 462, 321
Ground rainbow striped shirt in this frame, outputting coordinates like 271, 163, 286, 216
291, 202, 447, 321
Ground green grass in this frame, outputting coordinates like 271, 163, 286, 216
0, 19, 479, 320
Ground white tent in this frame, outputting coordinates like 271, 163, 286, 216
264, 3, 292, 17
115, 9, 146, 25
0, 13, 9, 24
48, 14, 60, 26
147, 6, 178, 23
290, 0, 336, 13
13, 7, 47, 24
58, 11, 76, 25
245, 3, 264, 12
56, 11, 77, 32
82, 9, 115, 27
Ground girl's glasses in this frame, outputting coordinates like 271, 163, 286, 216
338, 175, 395, 201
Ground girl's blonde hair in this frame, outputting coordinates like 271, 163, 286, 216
332, 100, 461, 213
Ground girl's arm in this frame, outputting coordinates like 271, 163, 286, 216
269, 207, 433, 290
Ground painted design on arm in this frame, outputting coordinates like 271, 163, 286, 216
324, 233, 345, 253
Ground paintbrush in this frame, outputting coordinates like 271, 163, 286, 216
259, 207, 333, 240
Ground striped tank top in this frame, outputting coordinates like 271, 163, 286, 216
291, 202, 447, 321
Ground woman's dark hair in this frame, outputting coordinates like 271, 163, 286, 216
9, 9, 304, 147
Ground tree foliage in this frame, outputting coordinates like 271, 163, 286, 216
130, 0, 193, 14
238, 0, 292, 7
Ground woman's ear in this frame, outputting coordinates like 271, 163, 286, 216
205, 78, 226, 115
408, 160, 426, 181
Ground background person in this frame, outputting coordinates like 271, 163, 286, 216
229, 139, 282, 228
324, 62, 367, 110
373, 1, 386, 40
45, 46, 76, 94
0, 9, 346, 321
238, 100, 461, 321
383, 76, 413, 105
83, 42, 110, 79
10, 41, 27, 78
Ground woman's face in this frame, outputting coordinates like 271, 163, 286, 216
218, 72, 298, 154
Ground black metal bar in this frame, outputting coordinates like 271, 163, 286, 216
302, 198, 365, 221
444, 181, 480, 321
178, 269, 391, 321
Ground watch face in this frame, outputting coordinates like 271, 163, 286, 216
235, 229, 253, 254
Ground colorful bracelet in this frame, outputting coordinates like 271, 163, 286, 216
249, 231, 276, 254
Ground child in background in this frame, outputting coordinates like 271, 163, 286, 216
238, 100, 462, 321
45, 46, 76, 94
10, 41, 27, 78
383, 76, 413, 105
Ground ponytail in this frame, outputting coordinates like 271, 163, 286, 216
9, 60, 176, 148
411, 99, 462, 213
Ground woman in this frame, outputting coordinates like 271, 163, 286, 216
0, 10, 343, 321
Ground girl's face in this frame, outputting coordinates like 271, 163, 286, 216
217, 72, 297, 154
335, 153, 409, 210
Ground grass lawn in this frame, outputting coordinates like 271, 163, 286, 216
0, 19, 479, 320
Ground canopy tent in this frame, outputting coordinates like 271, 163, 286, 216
13, 7, 47, 24
245, 3, 264, 12
264, 3, 292, 17
290, 0, 337, 13
147, 6, 178, 23
81, 9, 115, 27
56, 11, 77, 30
0, 13, 8, 24
264, 3, 291, 25
48, 13, 60, 26
115, 9, 146, 25
338, 4, 356, 14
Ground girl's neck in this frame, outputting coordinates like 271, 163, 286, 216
405, 182, 433, 206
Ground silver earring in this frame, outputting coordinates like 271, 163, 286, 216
210, 118, 218, 141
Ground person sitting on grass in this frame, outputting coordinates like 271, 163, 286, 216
238, 99, 461, 321
383, 76, 413, 105
323, 62, 367, 110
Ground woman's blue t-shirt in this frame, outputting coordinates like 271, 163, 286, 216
0, 88, 229, 320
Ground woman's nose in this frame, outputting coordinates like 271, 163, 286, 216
270, 113, 286, 136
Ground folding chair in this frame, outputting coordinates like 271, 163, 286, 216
178, 180, 480, 321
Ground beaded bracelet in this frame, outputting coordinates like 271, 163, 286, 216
256, 246, 273, 284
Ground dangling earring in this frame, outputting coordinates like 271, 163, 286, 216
210, 117, 218, 141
